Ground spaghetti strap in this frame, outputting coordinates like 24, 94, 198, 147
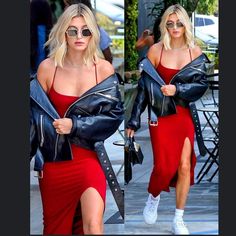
189, 48, 192, 61
159, 44, 164, 64
49, 66, 57, 92
95, 64, 98, 85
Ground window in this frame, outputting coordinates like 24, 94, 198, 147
204, 19, 215, 26
195, 17, 204, 26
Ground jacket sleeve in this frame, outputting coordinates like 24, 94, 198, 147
68, 100, 124, 142
30, 107, 38, 160
126, 75, 148, 131
174, 73, 209, 102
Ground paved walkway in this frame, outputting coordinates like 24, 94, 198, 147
124, 108, 218, 234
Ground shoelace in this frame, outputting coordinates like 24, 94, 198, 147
175, 220, 188, 230
146, 199, 159, 213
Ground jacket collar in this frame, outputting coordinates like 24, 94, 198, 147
139, 53, 211, 84
139, 58, 166, 86
30, 78, 60, 119
30, 73, 119, 119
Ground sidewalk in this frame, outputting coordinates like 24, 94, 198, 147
124, 99, 218, 235
30, 99, 219, 235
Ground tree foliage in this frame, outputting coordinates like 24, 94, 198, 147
125, 0, 139, 71
196, 0, 218, 15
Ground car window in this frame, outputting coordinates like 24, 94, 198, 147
204, 18, 214, 26
195, 17, 204, 26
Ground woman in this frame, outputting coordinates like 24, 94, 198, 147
64, 0, 113, 63
30, 4, 123, 235
126, 4, 210, 235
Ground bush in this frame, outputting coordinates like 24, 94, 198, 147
125, 0, 139, 71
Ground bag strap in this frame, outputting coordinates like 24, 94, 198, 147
94, 141, 124, 220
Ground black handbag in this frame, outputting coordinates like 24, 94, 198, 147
124, 137, 144, 184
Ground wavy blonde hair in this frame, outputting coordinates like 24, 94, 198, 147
45, 3, 101, 67
159, 4, 194, 50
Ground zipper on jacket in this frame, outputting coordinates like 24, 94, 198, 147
94, 92, 120, 102
40, 115, 44, 147
53, 134, 59, 161
63, 86, 117, 118
151, 83, 154, 106
161, 96, 166, 116
169, 62, 205, 84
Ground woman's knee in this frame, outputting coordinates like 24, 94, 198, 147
83, 219, 103, 234
178, 137, 192, 176
178, 162, 191, 177
80, 188, 104, 234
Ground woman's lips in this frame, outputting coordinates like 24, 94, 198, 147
75, 42, 85, 46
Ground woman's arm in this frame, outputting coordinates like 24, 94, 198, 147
126, 76, 148, 131
135, 29, 154, 51
69, 99, 124, 142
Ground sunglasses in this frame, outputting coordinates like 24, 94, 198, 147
66, 27, 92, 38
166, 21, 184, 29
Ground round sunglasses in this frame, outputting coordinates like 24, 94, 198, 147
166, 21, 184, 29
66, 27, 92, 38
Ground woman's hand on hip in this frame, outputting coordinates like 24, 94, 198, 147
161, 84, 176, 96
53, 118, 72, 134
126, 128, 135, 138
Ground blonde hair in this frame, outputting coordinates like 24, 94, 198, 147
45, 3, 101, 67
159, 4, 194, 50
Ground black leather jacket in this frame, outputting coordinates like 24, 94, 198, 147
30, 73, 124, 171
127, 53, 211, 131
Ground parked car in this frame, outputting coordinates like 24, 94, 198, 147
194, 14, 218, 50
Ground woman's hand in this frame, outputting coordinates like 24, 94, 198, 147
126, 128, 135, 138
161, 85, 176, 96
53, 118, 72, 134
142, 29, 152, 38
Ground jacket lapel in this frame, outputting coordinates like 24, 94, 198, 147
139, 53, 210, 85
139, 58, 166, 86
30, 73, 119, 119
30, 79, 60, 119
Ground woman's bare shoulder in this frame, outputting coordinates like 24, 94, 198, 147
96, 58, 115, 82
147, 42, 163, 67
191, 45, 203, 60
37, 58, 56, 92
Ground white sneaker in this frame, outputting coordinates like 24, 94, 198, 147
172, 219, 190, 235
143, 194, 160, 224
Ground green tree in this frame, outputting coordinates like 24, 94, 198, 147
125, 0, 139, 71
165, 0, 200, 16
196, 0, 218, 15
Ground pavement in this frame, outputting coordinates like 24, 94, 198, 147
30, 82, 219, 235
124, 101, 218, 235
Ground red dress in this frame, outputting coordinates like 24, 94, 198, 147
147, 50, 197, 197
38, 72, 106, 235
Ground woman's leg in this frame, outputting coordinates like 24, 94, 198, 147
80, 187, 104, 235
172, 137, 192, 234
175, 137, 192, 209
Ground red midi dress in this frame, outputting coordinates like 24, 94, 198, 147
147, 48, 197, 197
38, 69, 106, 235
